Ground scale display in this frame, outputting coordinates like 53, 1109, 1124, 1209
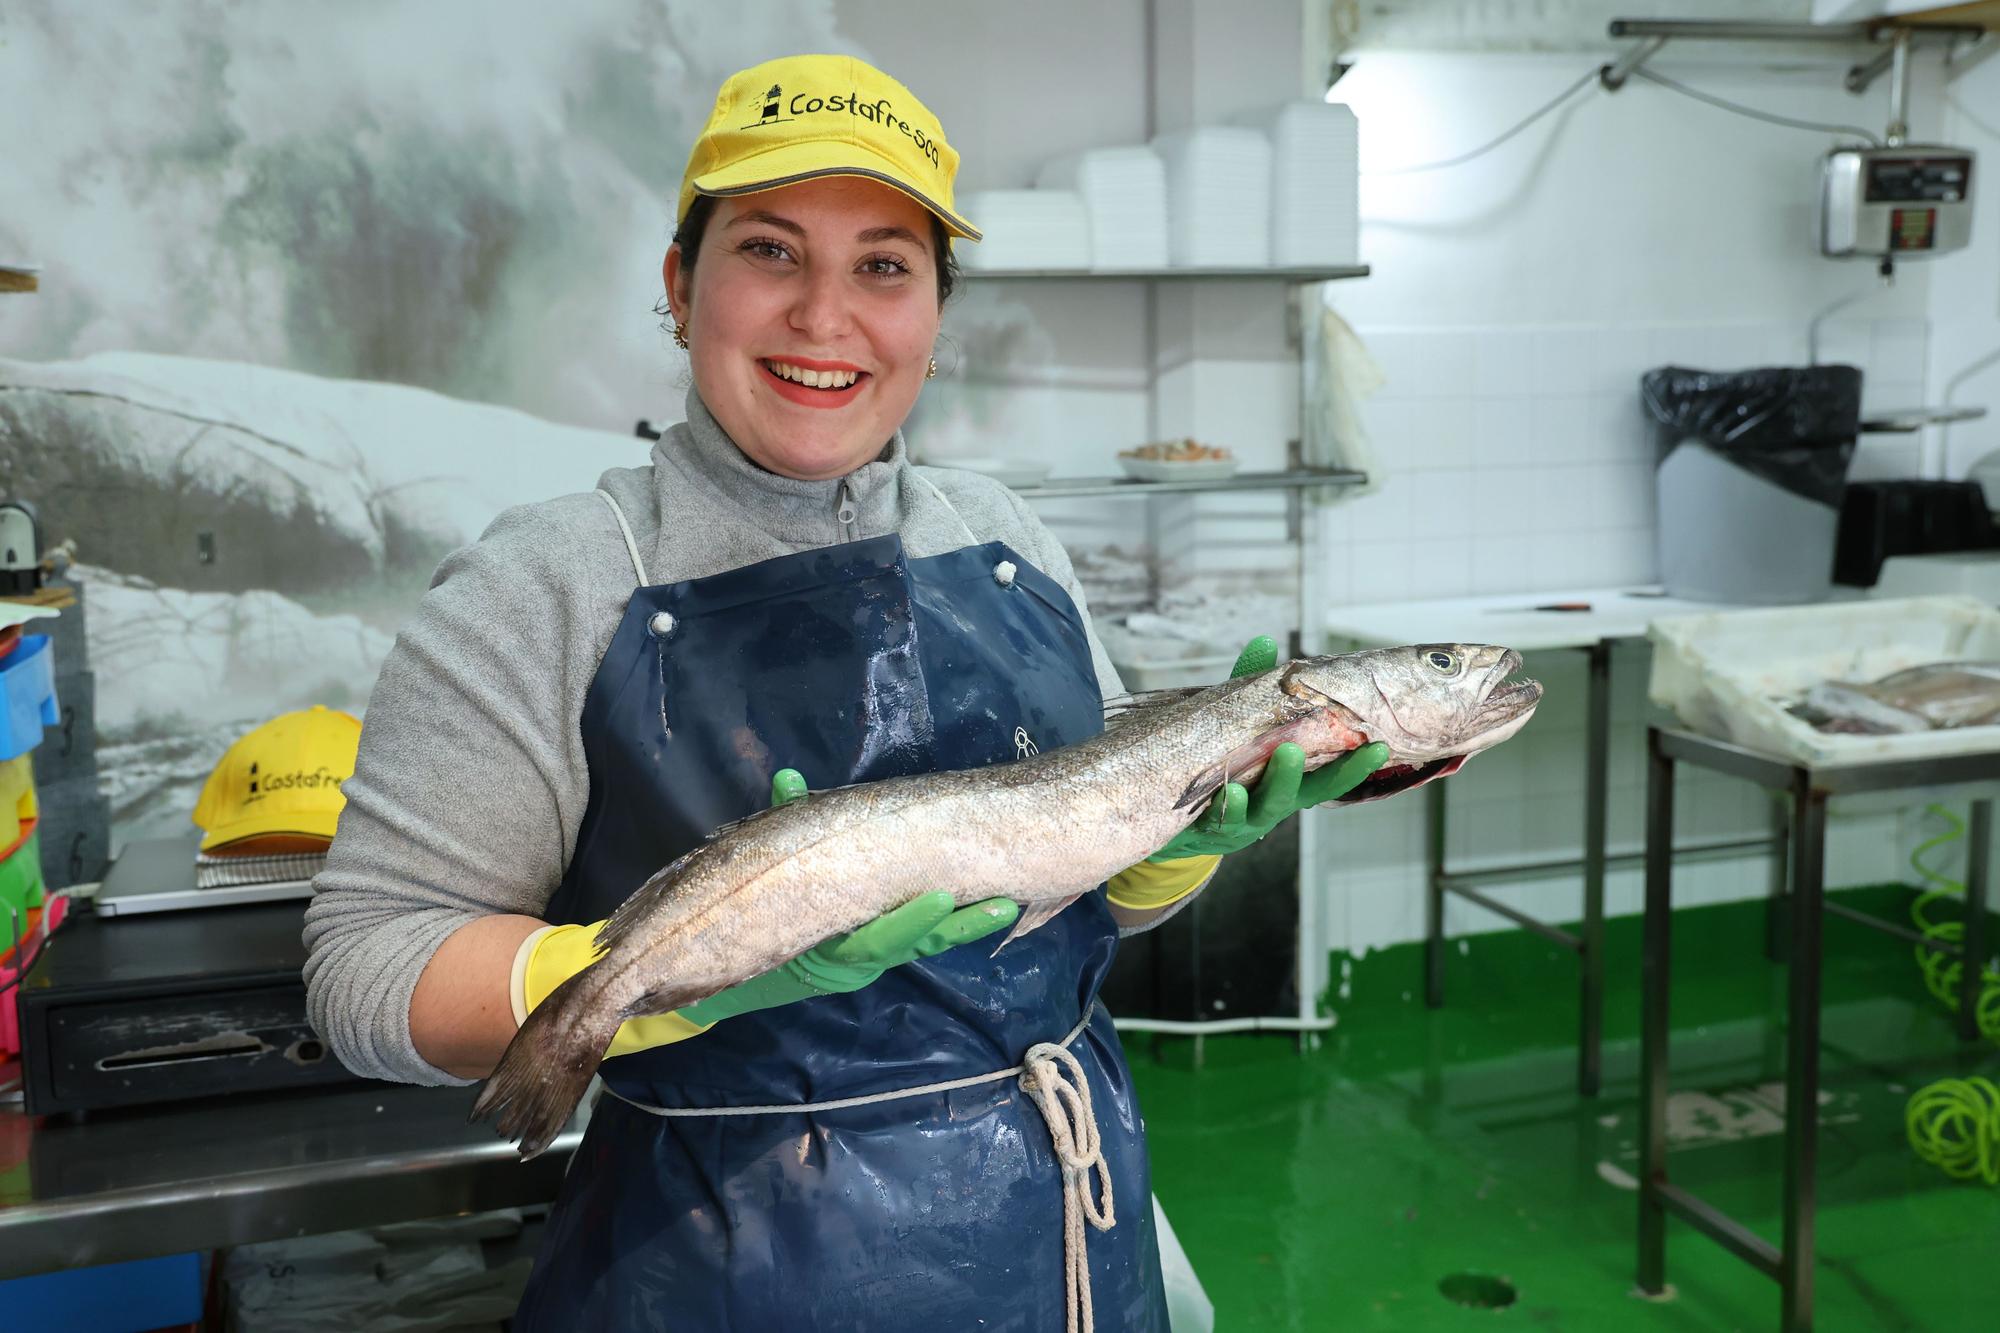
1822, 145, 1976, 259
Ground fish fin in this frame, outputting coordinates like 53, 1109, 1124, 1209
471, 969, 624, 1158
1174, 746, 1254, 813
593, 844, 709, 957
1173, 766, 1228, 813
1103, 687, 1209, 729
696, 800, 792, 844
990, 893, 1085, 954
593, 800, 804, 957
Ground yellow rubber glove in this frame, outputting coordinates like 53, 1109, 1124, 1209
515, 920, 712, 1057
1105, 855, 1223, 911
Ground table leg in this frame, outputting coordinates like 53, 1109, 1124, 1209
1580, 641, 1610, 1097
1766, 792, 1789, 964
1425, 779, 1447, 1009
1780, 772, 1826, 1333
1960, 801, 1991, 1044
1638, 729, 1675, 1297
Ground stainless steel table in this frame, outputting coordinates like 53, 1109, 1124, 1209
1327, 587, 1777, 1094
0, 1081, 580, 1279
1638, 726, 1994, 1333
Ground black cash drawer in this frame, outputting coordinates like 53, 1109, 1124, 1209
17, 901, 361, 1115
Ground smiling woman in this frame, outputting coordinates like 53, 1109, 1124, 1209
303, 50, 1367, 1333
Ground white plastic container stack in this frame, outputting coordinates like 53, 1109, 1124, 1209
1033, 148, 1170, 271
955, 190, 1091, 271
1239, 102, 1359, 266
1649, 595, 2000, 767
1149, 128, 1273, 267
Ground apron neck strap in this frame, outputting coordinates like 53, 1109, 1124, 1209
595, 488, 649, 586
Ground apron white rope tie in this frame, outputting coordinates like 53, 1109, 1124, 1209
1019, 1038, 1116, 1333
598, 1006, 1114, 1331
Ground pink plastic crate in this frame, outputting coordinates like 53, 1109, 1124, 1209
0, 894, 67, 1057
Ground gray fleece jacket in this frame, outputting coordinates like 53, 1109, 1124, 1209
303, 391, 1124, 1086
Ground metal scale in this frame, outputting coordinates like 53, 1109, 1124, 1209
1603, 18, 1988, 448
1599, 18, 1981, 264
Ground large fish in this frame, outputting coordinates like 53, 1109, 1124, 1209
475, 643, 1542, 1154
1791, 661, 2000, 735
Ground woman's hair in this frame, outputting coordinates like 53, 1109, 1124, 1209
660, 193, 960, 332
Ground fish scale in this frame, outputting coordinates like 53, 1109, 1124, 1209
474, 643, 1542, 1155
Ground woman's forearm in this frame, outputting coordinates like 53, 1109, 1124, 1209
409, 913, 546, 1079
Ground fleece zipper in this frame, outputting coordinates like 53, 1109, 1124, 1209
836, 480, 859, 542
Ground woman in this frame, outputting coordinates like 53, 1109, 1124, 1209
305, 53, 1384, 1332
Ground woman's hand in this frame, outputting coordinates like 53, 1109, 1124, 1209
1144, 636, 1390, 862
1146, 740, 1390, 861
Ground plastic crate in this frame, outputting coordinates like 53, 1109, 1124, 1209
1649, 594, 2000, 768
0, 1252, 203, 1332
0, 827, 43, 923
0, 754, 33, 854
0, 635, 58, 762
0, 892, 67, 1058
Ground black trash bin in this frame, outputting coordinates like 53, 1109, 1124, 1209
1641, 365, 1863, 604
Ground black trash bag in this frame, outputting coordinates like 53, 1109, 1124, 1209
1640, 365, 1863, 507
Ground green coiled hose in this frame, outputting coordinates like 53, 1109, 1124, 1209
1906, 807, 2000, 1042
1906, 1077, 2000, 1184
1903, 806, 2000, 1184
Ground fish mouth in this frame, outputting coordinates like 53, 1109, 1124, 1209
1473, 649, 1542, 728
1477, 676, 1543, 720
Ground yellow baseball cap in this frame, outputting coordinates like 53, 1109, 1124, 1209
191, 705, 362, 852
678, 54, 981, 242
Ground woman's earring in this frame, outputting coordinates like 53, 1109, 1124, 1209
925, 357, 938, 380
673, 321, 690, 350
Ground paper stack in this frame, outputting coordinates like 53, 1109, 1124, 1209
1033, 148, 1169, 271
955, 190, 1091, 271
1149, 128, 1273, 268
1239, 102, 1359, 266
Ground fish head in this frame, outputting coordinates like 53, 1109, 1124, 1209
1281, 644, 1542, 802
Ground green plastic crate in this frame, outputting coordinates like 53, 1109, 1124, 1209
0, 827, 45, 929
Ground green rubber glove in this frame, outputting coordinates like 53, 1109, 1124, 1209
677, 769, 1020, 1027
1147, 636, 1392, 862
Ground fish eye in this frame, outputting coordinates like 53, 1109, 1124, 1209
1426, 650, 1460, 674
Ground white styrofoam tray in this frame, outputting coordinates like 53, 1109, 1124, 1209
1649, 594, 2000, 768
1107, 648, 1237, 693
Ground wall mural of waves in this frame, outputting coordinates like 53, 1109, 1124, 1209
0, 0, 854, 846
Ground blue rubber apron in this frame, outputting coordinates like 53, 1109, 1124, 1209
512, 493, 1168, 1332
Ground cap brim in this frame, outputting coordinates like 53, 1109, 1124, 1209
198, 807, 340, 853
693, 142, 982, 242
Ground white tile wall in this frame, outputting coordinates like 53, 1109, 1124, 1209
1329, 316, 1930, 598
1312, 317, 1930, 954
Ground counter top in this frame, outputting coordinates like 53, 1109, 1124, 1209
0, 1080, 580, 1279
1325, 586, 1759, 653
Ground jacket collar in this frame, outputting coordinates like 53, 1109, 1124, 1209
654, 389, 909, 543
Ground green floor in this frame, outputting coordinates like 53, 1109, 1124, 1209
1127, 885, 2000, 1331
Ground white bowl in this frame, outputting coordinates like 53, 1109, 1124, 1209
1117, 456, 1240, 482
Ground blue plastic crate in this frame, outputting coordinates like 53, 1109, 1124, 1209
0, 1252, 203, 1331
0, 636, 58, 763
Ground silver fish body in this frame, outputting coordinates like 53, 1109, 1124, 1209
475, 643, 1540, 1154
1792, 661, 2000, 735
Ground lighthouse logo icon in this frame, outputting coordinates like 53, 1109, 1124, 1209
759, 84, 782, 124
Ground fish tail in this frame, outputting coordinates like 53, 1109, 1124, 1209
470, 971, 623, 1159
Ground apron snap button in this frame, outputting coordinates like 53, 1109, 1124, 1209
648, 611, 677, 637
993, 561, 1017, 588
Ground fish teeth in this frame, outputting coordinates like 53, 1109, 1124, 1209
766, 361, 859, 390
